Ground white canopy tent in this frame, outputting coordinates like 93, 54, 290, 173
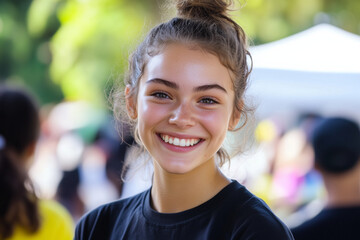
247, 24, 360, 122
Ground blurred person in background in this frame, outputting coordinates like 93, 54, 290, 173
55, 167, 85, 222
0, 85, 74, 240
94, 122, 134, 198
291, 117, 360, 240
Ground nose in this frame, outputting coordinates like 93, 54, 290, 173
168, 102, 195, 128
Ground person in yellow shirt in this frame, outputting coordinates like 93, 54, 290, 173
0, 85, 74, 240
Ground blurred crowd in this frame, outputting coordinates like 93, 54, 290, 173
24, 97, 359, 229
28, 100, 134, 222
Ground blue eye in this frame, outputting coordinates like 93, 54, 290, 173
152, 92, 171, 99
200, 98, 218, 104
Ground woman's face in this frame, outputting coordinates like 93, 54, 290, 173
127, 43, 239, 175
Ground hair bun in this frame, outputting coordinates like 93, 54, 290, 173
176, 0, 232, 19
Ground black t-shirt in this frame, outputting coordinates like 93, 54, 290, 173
75, 181, 294, 240
291, 206, 360, 240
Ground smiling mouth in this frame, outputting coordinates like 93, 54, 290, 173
159, 134, 202, 147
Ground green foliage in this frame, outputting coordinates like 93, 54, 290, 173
47, 0, 161, 106
0, 0, 359, 106
237, 0, 360, 44
0, 0, 63, 104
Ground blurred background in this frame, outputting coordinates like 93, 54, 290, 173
1, 0, 359, 226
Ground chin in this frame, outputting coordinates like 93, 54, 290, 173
159, 161, 195, 175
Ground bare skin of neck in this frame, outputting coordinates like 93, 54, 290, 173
151, 159, 230, 213
321, 161, 360, 208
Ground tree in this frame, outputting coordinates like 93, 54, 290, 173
0, 0, 63, 104
1, 0, 359, 105
29, 0, 166, 106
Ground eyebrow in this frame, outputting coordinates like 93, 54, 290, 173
194, 84, 227, 93
146, 78, 178, 89
146, 78, 227, 93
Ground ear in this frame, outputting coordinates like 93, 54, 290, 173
125, 85, 137, 120
229, 108, 241, 131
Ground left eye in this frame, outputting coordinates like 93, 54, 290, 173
200, 98, 218, 104
151, 92, 171, 99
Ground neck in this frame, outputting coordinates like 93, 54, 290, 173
151, 159, 230, 213
322, 164, 360, 208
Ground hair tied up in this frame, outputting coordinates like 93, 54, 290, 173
176, 0, 233, 20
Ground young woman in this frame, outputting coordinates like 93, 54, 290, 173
0, 86, 74, 240
75, 0, 294, 239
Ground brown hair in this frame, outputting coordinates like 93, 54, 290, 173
112, 0, 252, 166
0, 86, 41, 238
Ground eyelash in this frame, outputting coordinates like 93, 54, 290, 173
199, 97, 219, 105
150, 92, 219, 105
151, 91, 171, 99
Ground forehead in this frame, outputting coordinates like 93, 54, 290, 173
142, 43, 233, 90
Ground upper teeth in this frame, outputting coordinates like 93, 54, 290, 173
161, 134, 200, 147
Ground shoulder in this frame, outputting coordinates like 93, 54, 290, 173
79, 189, 146, 222
291, 219, 315, 240
291, 206, 360, 240
75, 189, 148, 239
39, 199, 73, 221
37, 200, 74, 240
224, 182, 294, 239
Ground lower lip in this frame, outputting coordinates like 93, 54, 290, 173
157, 135, 203, 153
